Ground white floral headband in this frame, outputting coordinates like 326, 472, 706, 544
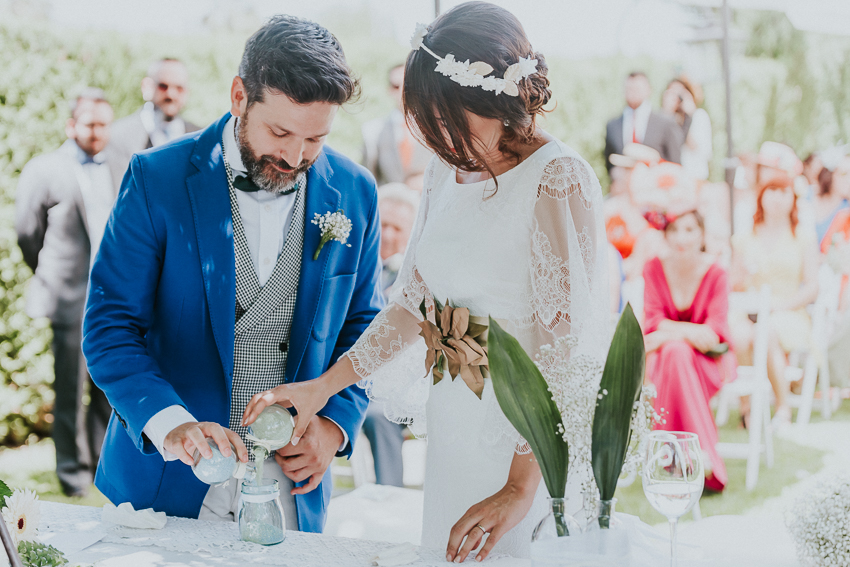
410, 23, 538, 97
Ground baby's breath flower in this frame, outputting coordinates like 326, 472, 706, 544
535, 337, 659, 523
312, 210, 353, 260
788, 475, 850, 566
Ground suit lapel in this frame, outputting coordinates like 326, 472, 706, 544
285, 151, 340, 382
186, 114, 236, 386
56, 142, 92, 238
644, 111, 661, 149
613, 115, 625, 153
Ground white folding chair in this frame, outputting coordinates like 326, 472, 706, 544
715, 285, 774, 491
787, 264, 842, 425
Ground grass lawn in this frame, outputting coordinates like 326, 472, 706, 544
615, 401, 849, 524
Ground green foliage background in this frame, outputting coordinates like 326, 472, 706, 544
1, 10, 848, 446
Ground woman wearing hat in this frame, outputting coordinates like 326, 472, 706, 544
730, 174, 819, 426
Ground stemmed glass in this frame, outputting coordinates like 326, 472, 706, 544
642, 431, 704, 567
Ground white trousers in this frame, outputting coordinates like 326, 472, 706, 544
198, 455, 299, 530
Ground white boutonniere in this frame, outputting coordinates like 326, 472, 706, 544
312, 210, 352, 260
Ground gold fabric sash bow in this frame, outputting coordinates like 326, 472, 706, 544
418, 299, 495, 399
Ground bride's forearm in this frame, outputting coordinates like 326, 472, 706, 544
505, 449, 543, 497
317, 355, 362, 399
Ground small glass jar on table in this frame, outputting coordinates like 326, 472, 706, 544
239, 479, 286, 546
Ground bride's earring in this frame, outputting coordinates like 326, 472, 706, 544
503, 118, 510, 127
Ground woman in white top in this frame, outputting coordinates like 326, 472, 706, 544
663, 77, 712, 180
243, 2, 608, 561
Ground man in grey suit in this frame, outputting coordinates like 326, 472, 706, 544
110, 58, 201, 173
361, 64, 432, 189
604, 71, 683, 174
15, 88, 122, 497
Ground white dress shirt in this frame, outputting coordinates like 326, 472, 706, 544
622, 100, 652, 146
140, 102, 187, 148
143, 115, 348, 461
68, 141, 115, 267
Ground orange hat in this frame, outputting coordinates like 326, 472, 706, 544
630, 162, 698, 212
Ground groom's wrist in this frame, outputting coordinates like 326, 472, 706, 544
318, 416, 348, 452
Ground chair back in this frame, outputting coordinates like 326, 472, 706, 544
729, 285, 772, 383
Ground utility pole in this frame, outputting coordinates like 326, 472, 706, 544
721, 0, 736, 234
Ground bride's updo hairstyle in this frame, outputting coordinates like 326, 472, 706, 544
403, 1, 551, 177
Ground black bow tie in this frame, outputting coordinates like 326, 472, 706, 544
233, 174, 263, 193
232, 173, 299, 195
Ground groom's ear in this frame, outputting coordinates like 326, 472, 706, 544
230, 76, 248, 118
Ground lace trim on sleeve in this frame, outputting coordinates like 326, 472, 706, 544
530, 229, 572, 332
390, 265, 434, 319
347, 310, 405, 379
537, 156, 595, 209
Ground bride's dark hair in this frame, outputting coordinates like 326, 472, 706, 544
403, 1, 551, 181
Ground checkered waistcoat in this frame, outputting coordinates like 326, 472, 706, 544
226, 181, 305, 453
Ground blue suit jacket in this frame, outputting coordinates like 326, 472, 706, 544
82, 113, 382, 532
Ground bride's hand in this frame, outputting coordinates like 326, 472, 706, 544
241, 380, 332, 446
446, 481, 537, 563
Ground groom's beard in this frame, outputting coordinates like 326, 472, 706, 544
237, 115, 315, 194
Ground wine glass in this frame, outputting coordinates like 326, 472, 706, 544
642, 431, 704, 567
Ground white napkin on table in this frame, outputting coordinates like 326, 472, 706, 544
101, 502, 167, 529
371, 543, 419, 566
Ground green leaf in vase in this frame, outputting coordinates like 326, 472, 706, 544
591, 303, 646, 502
0, 479, 11, 501
488, 317, 569, 499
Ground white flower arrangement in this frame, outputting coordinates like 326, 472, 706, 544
536, 336, 658, 518
311, 210, 352, 261
1, 483, 68, 567
409, 22, 537, 97
2, 488, 40, 548
787, 475, 850, 567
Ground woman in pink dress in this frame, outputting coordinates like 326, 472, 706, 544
643, 210, 733, 492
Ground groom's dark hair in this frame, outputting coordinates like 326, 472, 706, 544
239, 15, 359, 107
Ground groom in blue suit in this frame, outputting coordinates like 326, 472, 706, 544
82, 16, 380, 532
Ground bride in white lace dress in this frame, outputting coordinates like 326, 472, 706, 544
244, 2, 608, 561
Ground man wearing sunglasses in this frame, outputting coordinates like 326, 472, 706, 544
111, 58, 201, 173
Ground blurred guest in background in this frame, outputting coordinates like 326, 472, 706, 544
360, 182, 419, 487
15, 88, 121, 497
643, 209, 731, 492
803, 152, 824, 194
604, 145, 666, 281
662, 76, 712, 181
377, 183, 419, 297
730, 175, 819, 427
110, 58, 200, 171
604, 71, 683, 175
815, 146, 850, 247
609, 243, 625, 317
818, 153, 850, 390
362, 64, 432, 188
814, 163, 849, 246
734, 142, 811, 238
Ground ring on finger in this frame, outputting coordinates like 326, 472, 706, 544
475, 524, 488, 535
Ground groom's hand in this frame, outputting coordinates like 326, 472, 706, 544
164, 421, 249, 467
274, 416, 343, 495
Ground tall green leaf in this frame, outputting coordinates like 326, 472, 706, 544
0, 480, 11, 501
591, 304, 646, 501
488, 318, 569, 499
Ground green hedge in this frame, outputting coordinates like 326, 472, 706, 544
1, 12, 848, 447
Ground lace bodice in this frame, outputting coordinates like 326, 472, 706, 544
347, 140, 608, 448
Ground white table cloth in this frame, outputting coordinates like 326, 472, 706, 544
31, 500, 801, 567
35, 502, 522, 567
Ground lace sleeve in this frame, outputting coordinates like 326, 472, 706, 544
343, 162, 438, 434
530, 156, 609, 370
